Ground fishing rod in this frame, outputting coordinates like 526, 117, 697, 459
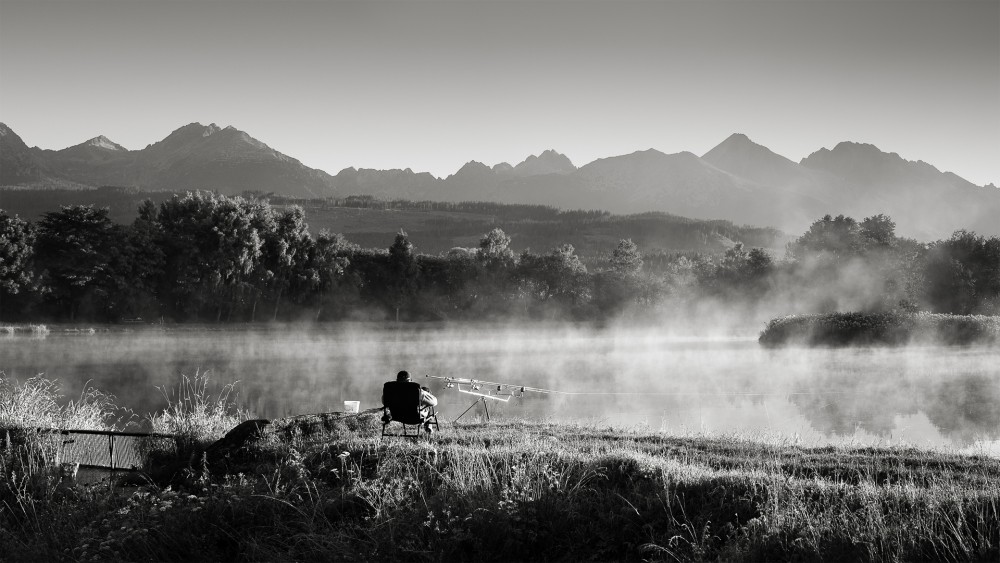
425, 374, 566, 400
424, 374, 853, 422
425, 374, 852, 398
425, 374, 566, 421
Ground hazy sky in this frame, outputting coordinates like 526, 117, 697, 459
1, 0, 997, 185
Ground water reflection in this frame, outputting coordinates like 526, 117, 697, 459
1, 324, 997, 453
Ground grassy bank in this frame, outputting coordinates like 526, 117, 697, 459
3, 404, 998, 561
759, 311, 1000, 347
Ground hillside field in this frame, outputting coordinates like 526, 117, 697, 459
0, 187, 786, 259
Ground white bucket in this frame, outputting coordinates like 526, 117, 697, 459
343, 401, 360, 413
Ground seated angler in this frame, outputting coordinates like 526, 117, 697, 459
381, 370, 438, 433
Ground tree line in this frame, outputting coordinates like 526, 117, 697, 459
1, 192, 997, 323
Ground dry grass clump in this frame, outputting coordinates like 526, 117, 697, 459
0, 372, 117, 431
148, 370, 249, 449
0, 324, 50, 336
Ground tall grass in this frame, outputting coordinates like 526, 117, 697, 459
148, 370, 249, 449
0, 372, 119, 479
0, 372, 118, 431
0, 373, 120, 546
38, 419, 985, 562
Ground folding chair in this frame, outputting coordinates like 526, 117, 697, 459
380, 381, 439, 439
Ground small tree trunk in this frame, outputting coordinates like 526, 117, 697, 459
272, 287, 283, 322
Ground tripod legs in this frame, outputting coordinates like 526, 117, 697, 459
454, 397, 491, 422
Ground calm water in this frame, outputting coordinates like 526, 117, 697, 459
2, 324, 998, 455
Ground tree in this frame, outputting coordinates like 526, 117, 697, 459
0, 210, 36, 319
477, 227, 514, 269
101, 220, 165, 321
34, 205, 115, 320
304, 231, 354, 320
924, 230, 1000, 314
468, 228, 518, 314
260, 206, 313, 320
699, 243, 774, 298
860, 214, 897, 248
154, 192, 268, 321
516, 244, 590, 309
387, 230, 419, 320
787, 214, 864, 262
610, 239, 642, 276
0, 210, 35, 296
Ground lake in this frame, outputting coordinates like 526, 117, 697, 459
2, 323, 998, 455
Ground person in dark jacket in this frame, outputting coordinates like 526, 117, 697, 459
381, 370, 438, 432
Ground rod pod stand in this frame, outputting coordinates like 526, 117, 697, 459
453, 396, 490, 422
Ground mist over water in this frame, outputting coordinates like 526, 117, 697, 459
1, 323, 997, 455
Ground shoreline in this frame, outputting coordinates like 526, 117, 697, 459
2, 416, 997, 561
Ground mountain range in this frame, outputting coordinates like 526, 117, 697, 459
2, 122, 997, 239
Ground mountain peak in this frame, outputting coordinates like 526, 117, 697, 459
722, 132, 753, 144
703, 133, 783, 159
802, 141, 899, 167
0, 122, 12, 137
800, 141, 974, 191
512, 150, 576, 176
454, 160, 492, 175
167, 122, 224, 139
701, 133, 805, 187
85, 135, 126, 151
492, 162, 514, 174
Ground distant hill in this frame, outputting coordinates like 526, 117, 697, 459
3, 122, 336, 198
0, 124, 38, 185
0, 187, 785, 261
2, 122, 997, 239
795, 141, 998, 237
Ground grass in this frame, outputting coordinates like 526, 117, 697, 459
1, 381, 998, 563
148, 370, 249, 449
759, 312, 1000, 347
0, 373, 117, 432
0, 324, 51, 336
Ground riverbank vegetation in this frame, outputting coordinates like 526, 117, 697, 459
1, 373, 998, 562
760, 311, 1000, 347
2, 192, 999, 325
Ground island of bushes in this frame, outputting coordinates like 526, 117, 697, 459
759, 311, 1000, 347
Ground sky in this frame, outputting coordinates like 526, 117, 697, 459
1, 0, 997, 185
